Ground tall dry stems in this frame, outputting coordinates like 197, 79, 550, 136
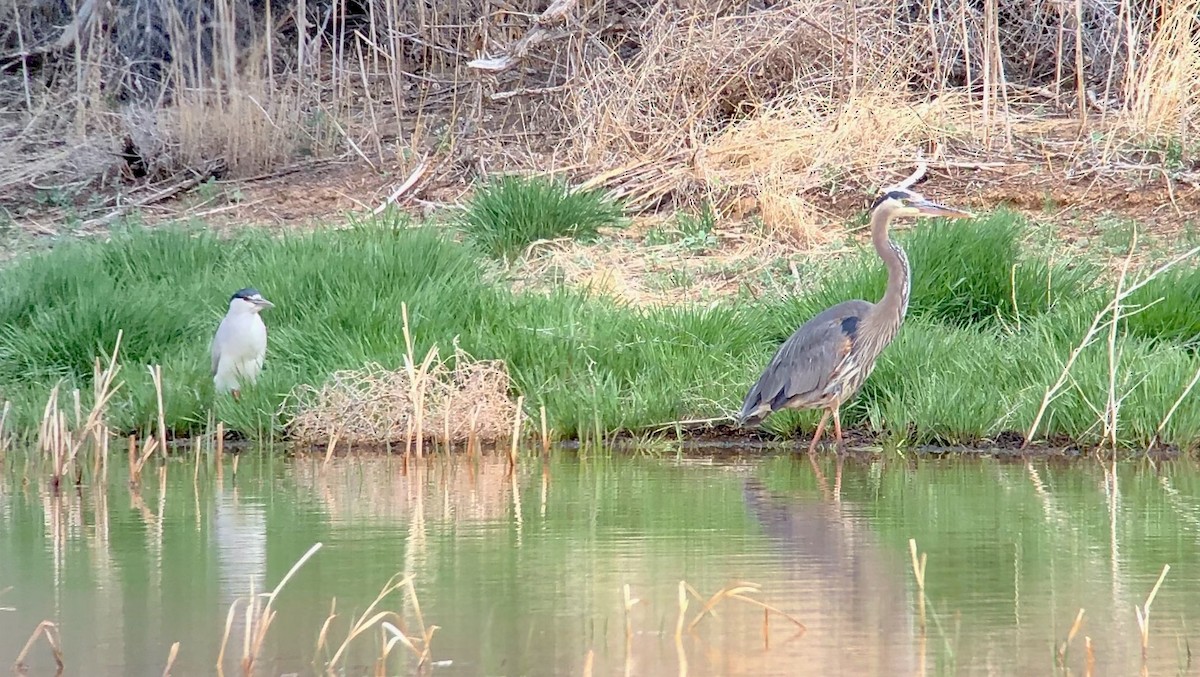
35, 332, 124, 488
12, 620, 64, 673
682, 580, 805, 637
909, 538, 928, 629
0, 400, 12, 463
217, 542, 323, 676
1102, 229, 1137, 450
381, 579, 439, 668
321, 573, 413, 667
400, 302, 440, 458
508, 394, 525, 468
1134, 564, 1170, 663
129, 436, 160, 489
162, 641, 181, 677
1024, 244, 1200, 448
1126, 0, 1200, 135
149, 364, 168, 457
1056, 608, 1086, 668
1152, 365, 1200, 449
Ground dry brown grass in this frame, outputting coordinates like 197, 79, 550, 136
4, 0, 1199, 232
698, 92, 981, 242
509, 219, 813, 306
284, 346, 519, 447
559, 0, 1200, 224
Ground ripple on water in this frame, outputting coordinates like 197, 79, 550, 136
3, 454, 1200, 676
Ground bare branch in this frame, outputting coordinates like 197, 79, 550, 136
468, 0, 577, 72
373, 158, 430, 216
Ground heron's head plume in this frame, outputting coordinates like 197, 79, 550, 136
228, 288, 275, 314
869, 188, 974, 221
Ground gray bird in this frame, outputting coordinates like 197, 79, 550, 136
211, 288, 275, 402
737, 187, 974, 454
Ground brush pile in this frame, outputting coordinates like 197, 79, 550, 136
285, 347, 519, 446
3, 0, 1197, 222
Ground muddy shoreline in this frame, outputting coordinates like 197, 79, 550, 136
179, 420, 1183, 462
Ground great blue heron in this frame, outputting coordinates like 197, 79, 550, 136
737, 187, 973, 453
211, 288, 275, 402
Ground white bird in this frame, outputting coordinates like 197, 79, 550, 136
210, 288, 275, 402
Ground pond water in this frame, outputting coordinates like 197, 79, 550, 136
1, 450, 1198, 676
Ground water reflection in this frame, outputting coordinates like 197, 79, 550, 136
212, 486, 267, 622
1, 453, 1199, 676
741, 475, 917, 675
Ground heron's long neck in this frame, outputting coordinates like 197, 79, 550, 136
870, 206, 910, 324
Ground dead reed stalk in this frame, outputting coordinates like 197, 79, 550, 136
322, 573, 408, 667
909, 538, 928, 628
149, 364, 168, 457
1135, 564, 1170, 662
12, 620, 64, 673
1151, 364, 1200, 450
675, 580, 689, 641
400, 302, 439, 458
622, 583, 640, 644
1102, 228, 1137, 450
539, 404, 550, 455
216, 422, 225, 461
583, 649, 595, 677
1056, 608, 1086, 668
683, 580, 805, 637
1085, 636, 1095, 676
162, 641, 180, 677
1024, 244, 1200, 448
508, 395, 525, 468
0, 400, 11, 462
377, 578, 439, 669
35, 332, 124, 488
130, 436, 160, 489
217, 542, 323, 675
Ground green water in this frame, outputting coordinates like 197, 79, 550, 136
1, 451, 1198, 676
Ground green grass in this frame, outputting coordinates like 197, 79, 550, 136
789, 210, 1098, 330
0, 209, 1198, 450
459, 174, 625, 259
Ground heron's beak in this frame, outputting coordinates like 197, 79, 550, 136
255, 298, 275, 310
912, 199, 974, 219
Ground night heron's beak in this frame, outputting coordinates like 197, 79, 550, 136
254, 298, 275, 310
912, 199, 974, 219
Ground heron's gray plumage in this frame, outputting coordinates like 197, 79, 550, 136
735, 185, 973, 453
739, 300, 872, 425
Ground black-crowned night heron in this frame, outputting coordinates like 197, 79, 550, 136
211, 288, 275, 402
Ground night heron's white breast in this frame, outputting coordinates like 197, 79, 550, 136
211, 311, 268, 393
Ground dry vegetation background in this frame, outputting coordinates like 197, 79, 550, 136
2, 0, 1199, 239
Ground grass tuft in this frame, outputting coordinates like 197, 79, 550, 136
1121, 266, 1200, 349
460, 175, 625, 260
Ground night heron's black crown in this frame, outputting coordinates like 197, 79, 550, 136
231, 288, 262, 302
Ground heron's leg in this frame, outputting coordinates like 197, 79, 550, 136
832, 406, 845, 453
833, 454, 843, 500
808, 453, 833, 501
807, 409, 831, 455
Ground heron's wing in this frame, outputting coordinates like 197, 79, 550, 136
739, 300, 873, 421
